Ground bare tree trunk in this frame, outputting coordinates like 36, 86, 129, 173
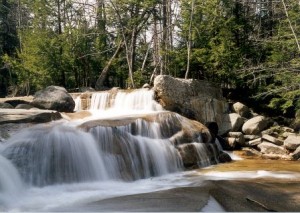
161, 0, 167, 75
281, 0, 300, 52
153, 15, 160, 75
95, 41, 123, 90
185, 0, 195, 79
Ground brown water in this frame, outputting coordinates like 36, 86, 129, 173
201, 151, 300, 173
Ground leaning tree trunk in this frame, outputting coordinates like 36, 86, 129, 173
95, 41, 123, 90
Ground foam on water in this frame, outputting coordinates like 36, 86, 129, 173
3, 172, 192, 212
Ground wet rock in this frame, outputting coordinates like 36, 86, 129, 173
0, 102, 14, 109
31, 86, 75, 112
242, 116, 269, 135
0, 123, 32, 139
177, 143, 199, 168
284, 135, 300, 151
257, 142, 288, 156
218, 151, 232, 163
0, 109, 62, 124
4, 99, 32, 107
177, 142, 218, 168
291, 146, 300, 160
15, 103, 33, 109
232, 102, 251, 118
261, 134, 283, 146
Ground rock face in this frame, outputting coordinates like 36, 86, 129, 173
31, 86, 75, 112
153, 75, 229, 134
242, 116, 269, 135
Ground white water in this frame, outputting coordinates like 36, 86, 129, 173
2, 88, 296, 212
0, 155, 24, 210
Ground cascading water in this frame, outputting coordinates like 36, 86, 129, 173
0, 88, 221, 211
2, 123, 109, 186
0, 155, 24, 207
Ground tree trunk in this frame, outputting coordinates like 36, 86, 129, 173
95, 41, 123, 90
281, 0, 300, 52
185, 0, 195, 79
161, 0, 167, 75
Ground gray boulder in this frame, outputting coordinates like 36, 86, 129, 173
227, 132, 245, 146
232, 102, 251, 118
284, 135, 300, 151
177, 143, 219, 168
262, 134, 283, 146
242, 116, 269, 135
222, 113, 245, 132
257, 142, 288, 155
31, 86, 75, 112
153, 75, 229, 134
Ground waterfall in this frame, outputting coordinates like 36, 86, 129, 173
2, 123, 109, 186
89, 119, 183, 180
74, 89, 163, 112
1, 115, 184, 186
73, 96, 82, 111
193, 143, 212, 167
0, 155, 24, 210
0, 88, 224, 211
90, 92, 110, 110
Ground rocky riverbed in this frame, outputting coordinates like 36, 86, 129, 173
52, 153, 300, 212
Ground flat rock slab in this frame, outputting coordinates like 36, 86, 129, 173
210, 179, 300, 212
53, 186, 211, 212
52, 179, 300, 212
0, 109, 62, 124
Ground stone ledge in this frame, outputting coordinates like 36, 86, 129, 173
0, 109, 62, 124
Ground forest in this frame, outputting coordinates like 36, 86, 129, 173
0, 0, 300, 117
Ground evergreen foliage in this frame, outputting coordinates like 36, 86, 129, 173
0, 0, 299, 116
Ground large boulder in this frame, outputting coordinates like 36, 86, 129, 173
284, 135, 300, 151
31, 86, 75, 112
242, 116, 269, 135
177, 143, 220, 168
232, 102, 251, 118
153, 75, 229, 134
222, 113, 245, 132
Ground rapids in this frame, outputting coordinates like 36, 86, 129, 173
1, 88, 298, 211
0, 89, 211, 211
